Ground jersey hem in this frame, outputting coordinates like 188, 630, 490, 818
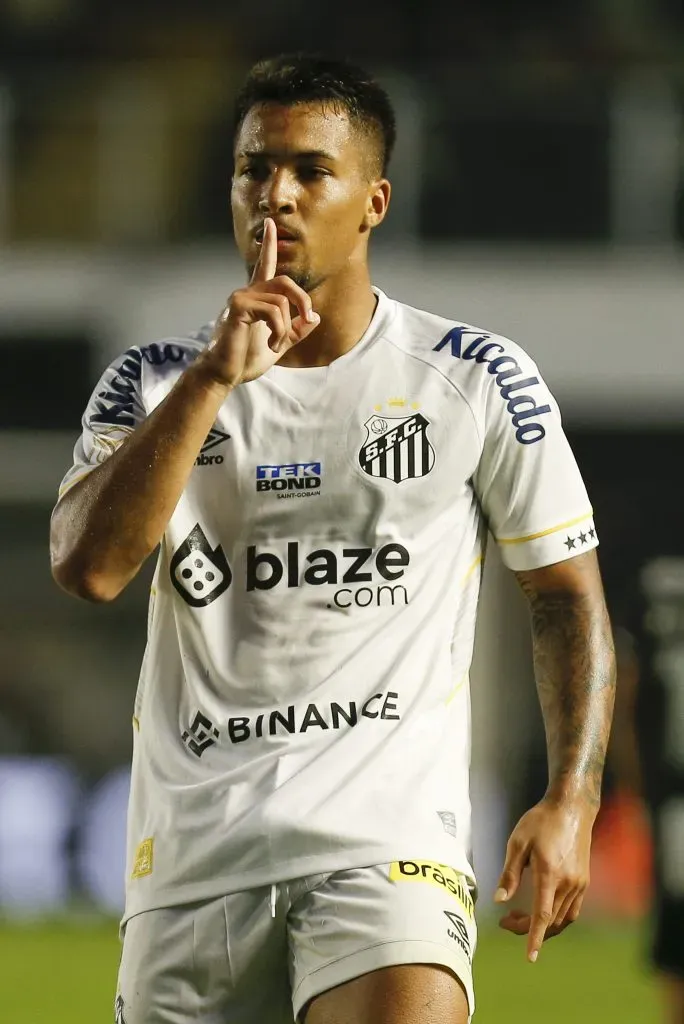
121, 845, 476, 929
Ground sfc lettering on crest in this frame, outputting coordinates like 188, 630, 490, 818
359, 413, 435, 483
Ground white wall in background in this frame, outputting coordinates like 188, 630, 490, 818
0, 244, 682, 423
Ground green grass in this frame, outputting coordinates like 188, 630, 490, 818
474, 922, 658, 1022
0, 918, 658, 1022
0, 917, 120, 1023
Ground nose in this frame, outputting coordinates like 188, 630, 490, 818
258, 168, 297, 216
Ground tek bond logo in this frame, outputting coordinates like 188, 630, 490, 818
256, 462, 322, 497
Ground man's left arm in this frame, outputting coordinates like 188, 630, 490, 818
495, 549, 616, 962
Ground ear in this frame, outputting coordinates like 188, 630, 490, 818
363, 179, 391, 230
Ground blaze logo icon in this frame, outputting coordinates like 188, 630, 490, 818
359, 412, 435, 483
170, 524, 232, 607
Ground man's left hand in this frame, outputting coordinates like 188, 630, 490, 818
494, 795, 597, 962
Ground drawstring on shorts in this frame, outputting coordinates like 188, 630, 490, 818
270, 883, 277, 918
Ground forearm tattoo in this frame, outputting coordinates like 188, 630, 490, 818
517, 559, 616, 808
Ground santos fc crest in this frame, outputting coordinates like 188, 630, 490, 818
358, 412, 435, 483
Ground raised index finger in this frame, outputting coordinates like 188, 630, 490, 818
251, 217, 277, 284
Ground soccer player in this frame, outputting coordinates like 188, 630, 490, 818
50, 54, 616, 1024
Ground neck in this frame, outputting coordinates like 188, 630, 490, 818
277, 263, 377, 368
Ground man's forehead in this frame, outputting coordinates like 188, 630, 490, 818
236, 102, 355, 157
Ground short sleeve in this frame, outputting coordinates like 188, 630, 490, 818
57, 347, 147, 500
472, 346, 597, 571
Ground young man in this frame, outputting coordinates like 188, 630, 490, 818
51, 54, 616, 1024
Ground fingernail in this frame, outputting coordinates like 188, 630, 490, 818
494, 888, 508, 903
529, 951, 538, 964
307, 311, 319, 324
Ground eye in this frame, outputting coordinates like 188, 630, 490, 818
241, 164, 268, 181
299, 166, 330, 180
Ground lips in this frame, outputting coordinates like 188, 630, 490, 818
254, 224, 300, 243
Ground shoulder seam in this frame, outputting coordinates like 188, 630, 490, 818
382, 334, 484, 450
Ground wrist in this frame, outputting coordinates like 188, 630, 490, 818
543, 781, 601, 818
186, 355, 237, 398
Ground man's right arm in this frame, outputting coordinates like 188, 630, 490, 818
51, 217, 319, 603
50, 362, 233, 602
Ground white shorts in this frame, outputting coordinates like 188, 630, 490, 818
115, 860, 477, 1023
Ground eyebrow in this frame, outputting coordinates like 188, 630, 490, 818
237, 149, 338, 162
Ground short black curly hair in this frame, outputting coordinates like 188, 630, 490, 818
233, 53, 396, 176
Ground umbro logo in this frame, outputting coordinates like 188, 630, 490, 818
114, 994, 127, 1024
196, 427, 230, 466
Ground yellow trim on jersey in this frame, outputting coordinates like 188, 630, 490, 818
496, 511, 594, 546
57, 468, 93, 499
444, 556, 484, 705
132, 716, 140, 731
446, 671, 467, 706
461, 554, 484, 584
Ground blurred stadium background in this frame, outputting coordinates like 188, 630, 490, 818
1, 0, 683, 1019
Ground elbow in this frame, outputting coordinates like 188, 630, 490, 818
50, 554, 122, 604
50, 498, 127, 603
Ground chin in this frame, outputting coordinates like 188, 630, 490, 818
280, 266, 315, 291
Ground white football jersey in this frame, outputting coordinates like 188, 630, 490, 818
58, 288, 598, 924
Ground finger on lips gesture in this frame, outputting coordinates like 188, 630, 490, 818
205, 217, 320, 387
251, 214, 279, 285
247, 216, 319, 353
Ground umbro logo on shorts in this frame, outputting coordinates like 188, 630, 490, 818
444, 909, 472, 963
